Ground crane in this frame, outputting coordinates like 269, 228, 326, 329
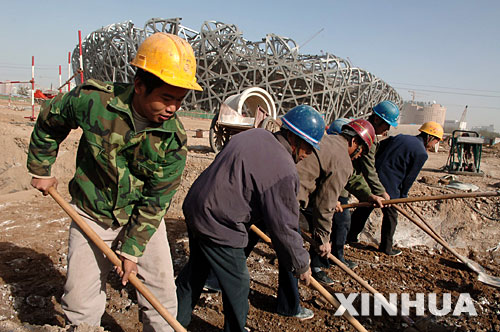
298, 28, 324, 49
459, 105, 468, 130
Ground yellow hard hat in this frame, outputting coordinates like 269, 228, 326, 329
130, 32, 203, 91
419, 121, 444, 140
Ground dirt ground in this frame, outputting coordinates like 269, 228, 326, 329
0, 99, 499, 332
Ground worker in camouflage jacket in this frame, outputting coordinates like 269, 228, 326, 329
26, 33, 202, 331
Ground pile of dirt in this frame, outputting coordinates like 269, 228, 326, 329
0, 102, 499, 332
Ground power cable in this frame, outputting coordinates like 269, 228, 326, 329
393, 86, 500, 98
390, 82, 500, 94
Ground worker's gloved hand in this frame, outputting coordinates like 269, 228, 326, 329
334, 201, 343, 213
368, 194, 385, 208
299, 267, 312, 286
318, 241, 331, 257
31, 176, 58, 196
115, 255, 138, 286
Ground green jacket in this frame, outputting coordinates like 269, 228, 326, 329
27, 79, 187, 257
341, 137, 386, 200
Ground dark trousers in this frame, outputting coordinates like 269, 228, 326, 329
379, 206, 398, 253
331, 196, 351, 261
347, 206, 399, 253
347, 206, 373, 243
176, 230, 250, 332
245, 223, 300, 316
301, 209, 330, 270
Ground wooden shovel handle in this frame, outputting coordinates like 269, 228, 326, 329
309, 278, 368, 332
249, 225, 369, 332
300, 231, 415, 326
341, 191, 500, 209
393, 205, 462, 259
48, 187, 186, 332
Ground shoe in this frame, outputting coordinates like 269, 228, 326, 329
293, 307, 314, 321
312, 270, 334, 286
343, 259, 358, 269
202, 280, 221, 293
346, 237, 359, 245
383, 248, 402, 256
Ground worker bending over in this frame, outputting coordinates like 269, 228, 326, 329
176, 105, 325, 331
329, 101, 400, 275
297, 119, 376, 285
347, 121, 443, 256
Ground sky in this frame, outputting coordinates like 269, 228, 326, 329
1, 0, 499, 130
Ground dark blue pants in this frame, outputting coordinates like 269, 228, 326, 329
331, 196, 351, 261
301, 209, 330, 270
347, 206, 373, 243
347, 206, 398, 253
245, 223, 300, 316
176, 230, 250, 332
201, 222, 301, 318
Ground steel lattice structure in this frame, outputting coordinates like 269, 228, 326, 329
73, 18, 402, 124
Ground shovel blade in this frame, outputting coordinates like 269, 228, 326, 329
456, 254, 500, 288
477, 273, 500, 288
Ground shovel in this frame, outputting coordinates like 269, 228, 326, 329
250, 225, 369, 332
341, 191, 500, 209
394, 204, 500, 288
48, 187, 187, 332
300, 231, 418, 328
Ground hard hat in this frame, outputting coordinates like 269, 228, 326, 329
372, 100, 400, 127
418, 121, 444, 140
281, 105, 325, 150
130, 32, 203, 91
327, 118, 350, 135
342, 119, 376, 150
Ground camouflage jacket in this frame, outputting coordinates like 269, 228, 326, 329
27, 79, 187, 257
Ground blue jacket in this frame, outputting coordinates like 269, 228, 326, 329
375, 135, 428, 198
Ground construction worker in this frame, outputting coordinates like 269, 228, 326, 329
175, 105, 325, 331
347, 121, 443, 256
330, 101, 400, 272
297, 119, 376, 285
26, 32, 202, 331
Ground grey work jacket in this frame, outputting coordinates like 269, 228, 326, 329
183, 129, 309, 275
297, 135, 353, 244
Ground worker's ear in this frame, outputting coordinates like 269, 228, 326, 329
347, 136, 357, 148
134, 76, 146, 96
285, 131, 297, 147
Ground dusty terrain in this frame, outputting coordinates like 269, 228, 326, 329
0, 99, 499, 332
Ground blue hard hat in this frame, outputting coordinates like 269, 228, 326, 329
327, 118, 350, 135
373, 100, 400, 127
281, 105, 325, 150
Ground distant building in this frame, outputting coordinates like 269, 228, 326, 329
0, 82, 13, 95
471, 124, 495, 133
399, 101, 446, 127
444, 119, 461, 133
